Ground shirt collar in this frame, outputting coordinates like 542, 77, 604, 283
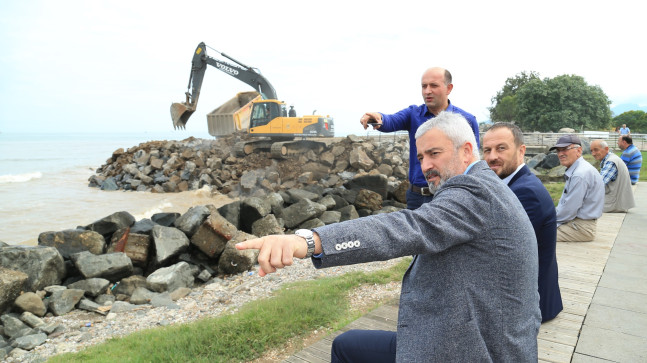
422, 99, 453, 117
565, 157, 584, 177
601, 153, 610, 164
464, 160, 480, 174
502, 163, 525, 185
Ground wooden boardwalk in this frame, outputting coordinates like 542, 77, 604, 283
284, 212, 626, 363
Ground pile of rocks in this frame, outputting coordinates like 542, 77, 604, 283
0, 133, 414, 359
88, 133, 411, 197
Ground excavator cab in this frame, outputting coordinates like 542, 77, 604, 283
250, 101, 283, 128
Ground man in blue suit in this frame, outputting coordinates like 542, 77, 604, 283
483, 122, 563, 322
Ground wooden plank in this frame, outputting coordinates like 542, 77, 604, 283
537, 339, 576, 363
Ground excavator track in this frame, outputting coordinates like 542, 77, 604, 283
233, 140, 274, 157
270, 140, 325, 159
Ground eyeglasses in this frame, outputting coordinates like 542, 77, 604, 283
555, 145, 581, 153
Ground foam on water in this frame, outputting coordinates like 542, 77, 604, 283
0, 172, 43, 183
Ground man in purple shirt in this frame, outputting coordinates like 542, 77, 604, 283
359, 67, 479, 209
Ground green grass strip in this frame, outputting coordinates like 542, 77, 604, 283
47, 258, 411, 363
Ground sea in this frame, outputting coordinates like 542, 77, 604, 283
0, 131, 234, 246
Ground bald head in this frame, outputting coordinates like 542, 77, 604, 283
421, 67, 453, 115
590, 139, 610, 162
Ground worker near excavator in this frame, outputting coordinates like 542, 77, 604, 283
359, 67, 479, 209
288, 104, 297, 117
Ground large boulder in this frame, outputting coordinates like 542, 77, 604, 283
0, 246, 66, 292
218, 232, 259, 275
70, 251, 133, 281
281, 199, 327, 229
37, 229, 106, 258
14, 292, 46, 317
174, 205, 212, 237
239, 197, 272, 233
151, 225, 190, 265
151, 212, 180, 227
67, 278, 111, 298
48, 289, 85, 316
85, 211, 136, 239
113, 275, 148, 297
344, 174, 389, 199
107, 230, 150, 267
349, 148, 375, 170
354, 189, 383, 211
146, 262, 194, 293
0, 268, 28, 314
217, 201, 241, 229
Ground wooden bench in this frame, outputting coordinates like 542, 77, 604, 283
284, 212, 626, 363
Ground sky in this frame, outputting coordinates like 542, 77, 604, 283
1, 0, 645, 137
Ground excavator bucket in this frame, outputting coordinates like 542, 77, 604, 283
170, 102, 195, 129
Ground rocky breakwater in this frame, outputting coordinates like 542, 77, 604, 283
0, 134, 413, 361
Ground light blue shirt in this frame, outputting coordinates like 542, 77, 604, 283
619, 126, 630, 135
555, 157, 604, 226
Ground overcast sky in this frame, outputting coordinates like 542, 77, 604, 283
1, 0, 645, 137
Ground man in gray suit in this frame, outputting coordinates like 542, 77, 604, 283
237, 112, 541, 362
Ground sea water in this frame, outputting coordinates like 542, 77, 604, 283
0, 131, 233, 246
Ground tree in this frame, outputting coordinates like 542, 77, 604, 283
515, 74, 612, 132
613, 110, 647, 133
489, 71, 540, 122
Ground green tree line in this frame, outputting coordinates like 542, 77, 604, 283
489, 71, 645, 133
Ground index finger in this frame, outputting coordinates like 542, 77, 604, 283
235, 238, 264, 251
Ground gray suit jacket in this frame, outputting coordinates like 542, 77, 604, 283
314, 161, 541, 362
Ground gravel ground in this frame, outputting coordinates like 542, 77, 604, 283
4, 258, 405, 363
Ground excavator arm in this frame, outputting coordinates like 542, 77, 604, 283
171, 42, 277, 129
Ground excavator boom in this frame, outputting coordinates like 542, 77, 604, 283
171, 42, 277, 129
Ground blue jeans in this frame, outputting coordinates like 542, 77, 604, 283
331, 329, 397, 363
406, 189, 434, 210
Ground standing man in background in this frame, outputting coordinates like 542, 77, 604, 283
590, 139, 635, 212
482, 122, 562, 322
618, 124, 631, 135
358, 67, 479, 209
618, 135, 642, 185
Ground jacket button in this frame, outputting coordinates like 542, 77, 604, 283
335, 244, 341, 251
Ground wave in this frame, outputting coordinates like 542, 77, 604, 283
133, 201, 174, 220
0, 172, 43, 184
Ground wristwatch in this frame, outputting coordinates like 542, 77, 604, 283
294, 229, 316, 259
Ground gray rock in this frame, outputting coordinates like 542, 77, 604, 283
319, 211, 342, 225
318, 195, 337, 210
146, 262, 194, 293
13, 332, 47, 350
113, 275, 147, 297
0, 268, 28, 314
196, 269, 212, 283
251, 215, 284, 237
95, 294, 116, 305
218, 233, 259, 275
130, 219, 158, 234
299, 218, 325, 229
67, 278, 111, 297
349, 148, 375, 170
281, 199, 327, 229
344, 174, 389, 199
129, 287, 157, 305
150, 293, 179, 309
1, 314, 31, 339
85, 211, 136, 238
78, 298, 108, 315
151, 225, 190, 265
337, 205, 360, 222
48, 289, 85, 316
37, 229, 106, 258
354, 189, 383, 211
70, 251, 133, 281
217, 201, 241, 229
109, 301, 137, 313
14, 292, 46, 317
285, 188, 320, 203
0, 246, 66, 292
100, 177, 119, 191
527, 153, 546, 170
151, 212, 180, 227
240, 197, 272, 233
538, 153, 560, 169
174, 205, 212, 237
19, 312, 44, 328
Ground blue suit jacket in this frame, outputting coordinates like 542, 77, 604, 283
508, 165, 563, 322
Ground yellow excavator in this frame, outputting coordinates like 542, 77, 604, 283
171, 42, 334, 158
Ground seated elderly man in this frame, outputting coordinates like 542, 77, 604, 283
551, 135, 604, 242
590, 140, 635, 212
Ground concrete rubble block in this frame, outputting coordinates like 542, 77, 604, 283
319, 210, 342, 225
70, 251, 133, 282
217, 201, 241, 229
14, 292, 46, 317
173, 205, 213, 237
48, 289, 85, 316
151, 225, 190, 265
85, 211, 136, 239
345, 174, 389, 199
239, 197, 272, 233
286, 188, 319, 204
67, 278, 111, 298
0, 246, 66, 292
349, 147, 375, 170
151, 212, 181, 227
190, 212, 238, 258
337, 205, 360, 222
281, 199, 327, 229
108, 230, 150, 267
251, 214, 284, 237
13, 332, 47, 351
146, 262, 194, 293
218, 232, 259, 275
1, 314, 31, 339
354, 189, 384, 211
0, 268, 28, 314
113, 275, 147, 297
37, 229, 106, 258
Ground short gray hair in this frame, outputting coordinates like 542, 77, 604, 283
415, 111, 480, 159
592, 139, 608, 148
